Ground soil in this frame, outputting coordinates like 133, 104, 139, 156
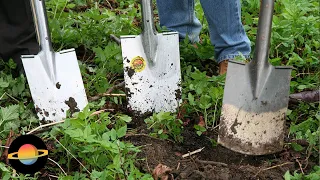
125, 126, 306, 180
64, 97, 80, 114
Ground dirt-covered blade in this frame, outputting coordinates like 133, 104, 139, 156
120, 0, 181, 114
121, 33, 181, 114
218, 61, 291, 155
218, 0, 292, 155
22, 49, 88, 121
21, 0, 88, 121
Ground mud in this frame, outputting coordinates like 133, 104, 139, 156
125, 67, 135, 78
35, 106, 42, 114
127, 129, 296, 180
64, 97, 80, 114
43, 109, 49, 117
175, 88, 182, 100
56, 82, 61, 89
125, 87, 134, 98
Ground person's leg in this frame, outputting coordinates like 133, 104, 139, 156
0, 0, 39, 75
200, 0, 251, 74
156, 0, 202, 43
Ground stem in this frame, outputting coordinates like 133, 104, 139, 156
212, 99, 219, 129
204, 109, 208, 129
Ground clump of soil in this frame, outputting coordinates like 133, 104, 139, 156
64, 97, 80, 114
126, 129, 297, 180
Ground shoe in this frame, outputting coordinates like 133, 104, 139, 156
219, 60, 228, 75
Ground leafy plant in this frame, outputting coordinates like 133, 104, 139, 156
183, 66, 224, 129
145, 111, 183, 142
50, 105, 152, 179
284, 166, 320, 180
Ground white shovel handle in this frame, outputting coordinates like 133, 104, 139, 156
30, 0, 53, 54
141, 0, 158, 65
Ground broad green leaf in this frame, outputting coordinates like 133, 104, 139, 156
188, 93, 195, 105
117, 126, 127, 138
119, 115, 132, 123
0, 162, 9, 172
110, 129, 117, 141
0, 105, 19, 121
290, 142, 304, 151
64, 129, 83, 139
102, 132, 110, 141
284, 171, 291, 180
0, 79, 9, 88
84, 126, 92, 138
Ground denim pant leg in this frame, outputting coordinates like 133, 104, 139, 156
156, 0, 202, 43
200, 0, 251, 63
156, 0, 251, 63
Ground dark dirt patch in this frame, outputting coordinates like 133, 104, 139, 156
175, 88, 182, 101
125, 67, 135, 78
64, 97, 80, 114
56, 82, 61, 89
43, 109, 49, 117
125, 87, 134, 98
126, 129, 297, 180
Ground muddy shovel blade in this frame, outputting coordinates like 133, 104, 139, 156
218, 61, 291, 155
218, 0, 292, 155
22, 0, 88, 122
121, 33, 181, 114
120, 0, 181, 114
22, 50, 87, 121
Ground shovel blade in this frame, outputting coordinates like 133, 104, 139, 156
218, 60, 292, 155
120, 32, 181, 114
22, 49, 88, 122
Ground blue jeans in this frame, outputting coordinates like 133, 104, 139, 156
156, 0, 251, 63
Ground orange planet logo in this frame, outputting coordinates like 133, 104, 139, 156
7, 135, 48, 174
130, 56, 146, 72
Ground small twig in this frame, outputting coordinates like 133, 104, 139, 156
0, 93, 5, 100
110, 34, 121, 45
0, 145, 9, 149
12, 169, 16, 177
2, 92, 20, 103
90, 109, 115, 116
27, 120, 65, 135
125, 133, 175, 144
176, 162, 180, 171
295, 72, 315, 77
195, 159, 228, 167
105, 0, 113, 10
54, 137, 91, 175
89, 93, 126, 101
296, 159, 304, 174
303, 145, 314, 170
48, 174, 59, 179
48, 158, 67, 176
138, 144, 153, 149
182, 147, 205, 158
145, 157, 151, 174
254, 162, 294, 177
27, 109, 112, 134
106, 82, 125, 94
189, 155, 199, 170
1, 130, 14, 164
89, 82, 125, 101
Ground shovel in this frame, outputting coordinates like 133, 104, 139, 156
218, 0, 292, 155
120, 0, 181, 114
21, 0, 88, 122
